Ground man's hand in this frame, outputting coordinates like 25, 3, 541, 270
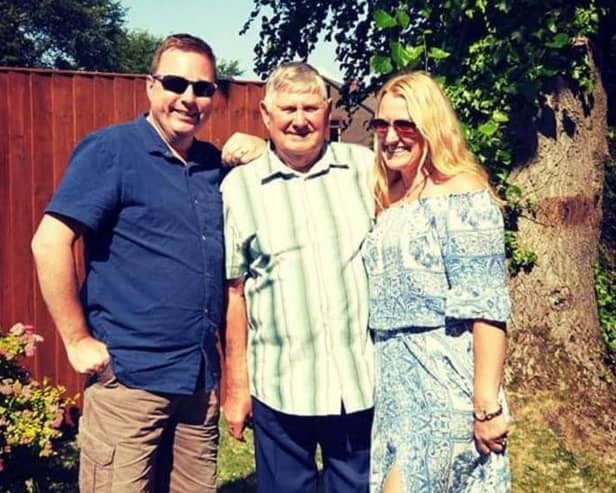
223, 387, 252, 441
65, 336, 110, 374
221, 132, 266, 167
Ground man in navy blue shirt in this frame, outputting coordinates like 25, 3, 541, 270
31, 34, 224, 492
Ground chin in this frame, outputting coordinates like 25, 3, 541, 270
288, 142, 317, 153
384, 156, 410, 170
173, 120, 198, 132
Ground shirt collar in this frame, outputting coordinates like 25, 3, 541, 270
260, 142, 350, 184
135, 114, 170, 155
136, 114, 201, 165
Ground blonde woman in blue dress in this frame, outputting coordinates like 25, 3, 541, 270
362, 71, 511, 492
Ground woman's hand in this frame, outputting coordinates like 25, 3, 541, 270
474, 412, 508, 455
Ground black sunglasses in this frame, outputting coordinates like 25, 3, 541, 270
369, 118, 417, 136
152, 74, 217, 97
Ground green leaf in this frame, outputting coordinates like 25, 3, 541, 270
391, 41, 409, 68
396, 8, 410, 29
373, 9, 398, 28
506, 185, 522, 198
407, 45, 424, 61
478, 120, 499, 137
389, 42, 423, 69
492, 110, 509, 123
546, 33, 570, 49
428, 47, 450, 60
370, 54, 394, 74
540, 66, 561, 77
495, 0, 511, 13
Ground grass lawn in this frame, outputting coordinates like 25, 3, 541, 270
217, 420, 257, 492
217, 394, 616, 492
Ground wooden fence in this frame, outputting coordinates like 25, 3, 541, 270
0, 67, 267, 400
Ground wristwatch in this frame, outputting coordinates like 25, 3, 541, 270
472, 403, 503, 422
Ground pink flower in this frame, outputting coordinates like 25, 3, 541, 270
0, 381, 14, 396
12, 381, 23, 395
51, 413, 64, 429
9, 323, 25, 336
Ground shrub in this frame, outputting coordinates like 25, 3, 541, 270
0, 323, 78, 492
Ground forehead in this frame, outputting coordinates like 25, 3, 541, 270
377, 92, 409, 117
156, 49, 215, 80
269, 86, 325, 106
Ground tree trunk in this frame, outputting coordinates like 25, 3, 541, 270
506, 65, 615, 452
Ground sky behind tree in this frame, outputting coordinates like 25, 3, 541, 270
120, 0, 343, 81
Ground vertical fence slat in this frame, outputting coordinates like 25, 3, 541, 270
7, 72, 34, 332
74, 74, 95, 142
94, 75, 115, 129
228, 83, 248, 138
0, 73, 10, 330
51, 73, 79, 389
134, 77, 149, 116
246, 82, 267, 138
31, 72, 55, 380
205, 82, 231, 149
114, 77, 136, 123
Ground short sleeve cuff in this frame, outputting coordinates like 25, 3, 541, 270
446, 284, 511, 322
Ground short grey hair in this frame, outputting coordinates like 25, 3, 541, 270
263, 62, 328, 106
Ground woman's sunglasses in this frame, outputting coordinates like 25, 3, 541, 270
152, 74, 217, 98
369, 118, 417, 137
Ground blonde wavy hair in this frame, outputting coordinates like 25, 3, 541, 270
373, 71, 491, 212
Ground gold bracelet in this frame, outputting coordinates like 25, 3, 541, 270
472, 403, 503, 422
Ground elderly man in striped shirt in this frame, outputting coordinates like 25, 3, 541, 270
221, 62, 375, 492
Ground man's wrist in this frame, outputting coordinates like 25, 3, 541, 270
63, 331, 92, 348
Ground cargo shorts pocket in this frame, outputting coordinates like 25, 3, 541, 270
78, 424, 115, 493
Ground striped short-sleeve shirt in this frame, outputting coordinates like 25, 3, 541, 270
222, 142, 375, 416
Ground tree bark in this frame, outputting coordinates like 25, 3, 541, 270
506, 65, 615, 450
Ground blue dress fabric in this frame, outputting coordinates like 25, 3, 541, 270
361, 190, 511, 492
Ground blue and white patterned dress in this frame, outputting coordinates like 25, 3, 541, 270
361, 190, 511, 493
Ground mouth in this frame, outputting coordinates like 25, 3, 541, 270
287, 130, 312, 138
383, 143, 412, 155
172, 108, 199, 122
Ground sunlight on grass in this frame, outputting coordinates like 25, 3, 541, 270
217, 419, 257, 492
509, 393, 616, 493
216, 398, 616, 493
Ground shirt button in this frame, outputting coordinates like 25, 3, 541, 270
201, 234, 206, 240
194, 199, 199, 205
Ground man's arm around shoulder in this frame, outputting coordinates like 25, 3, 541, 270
31, 214, 109, 374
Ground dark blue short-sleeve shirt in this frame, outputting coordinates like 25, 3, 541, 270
47, 115, 225, 395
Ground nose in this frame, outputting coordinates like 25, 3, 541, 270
292, 109, 307, 126
180, 84, 196, 103
383, 124, 399, 144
